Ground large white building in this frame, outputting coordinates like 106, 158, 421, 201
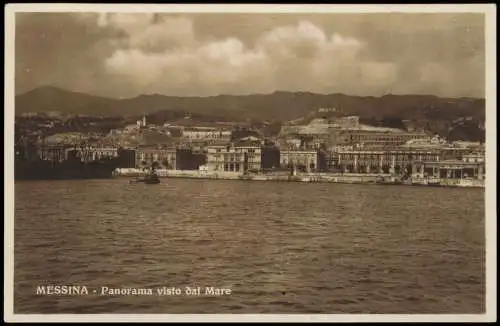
280, 150, 318, 173
206, 142, 261, 173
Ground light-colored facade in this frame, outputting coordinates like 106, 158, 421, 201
135, 147, 176, 169
237, 144, 262, 172
280, 117, 428, 150
412, 160, 485, 180
206, 143, 261, 173
334, 130, 429, 148
63, 146, 119, 162
278, 133, 332, 151
280, 150, 318, 173
37, 145, 72, 162
181, 127, 232, 142
334, 149, 440, 174
462, 153, 485, 163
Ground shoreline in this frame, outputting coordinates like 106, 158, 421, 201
114, 169, 485, 189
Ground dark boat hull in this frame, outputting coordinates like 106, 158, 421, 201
129, 173, 161, 184
144, 179, 161, 184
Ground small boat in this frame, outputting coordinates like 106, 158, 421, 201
130, 167, 161, 184
143, 173, 161, 184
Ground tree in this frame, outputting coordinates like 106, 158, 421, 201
151, 161, 161, 170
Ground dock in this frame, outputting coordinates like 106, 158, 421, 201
113, 168, 484, 188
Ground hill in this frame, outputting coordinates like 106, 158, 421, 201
15, 86, 119, 117
15, 86, 486, 140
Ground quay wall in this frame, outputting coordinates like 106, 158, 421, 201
114, 168, 385, 184
113, 168, 484, 188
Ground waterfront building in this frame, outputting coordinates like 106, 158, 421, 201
333, 149, 440, 174
88, 147, 119, 160
44, 145, 119, 163
279, 133, 331, 151
37, 144, 71, 162
233, 140, 262, 172
135, 146, 177, 169
279, 150, 318, 173
206, 141, 262, 173
206, 145, 245, 173
412, 160, 485, 181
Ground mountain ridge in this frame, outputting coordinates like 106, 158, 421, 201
18, 85, 482, 100
15, 86, 486, 141
15, 86, 485, 122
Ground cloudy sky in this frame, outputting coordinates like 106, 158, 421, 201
15, 12, 485, 98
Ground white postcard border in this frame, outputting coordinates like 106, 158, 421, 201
4, 3, 497, 323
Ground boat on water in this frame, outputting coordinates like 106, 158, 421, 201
130, 167, 161, 184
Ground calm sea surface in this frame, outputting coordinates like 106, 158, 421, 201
14, 178, 485, 314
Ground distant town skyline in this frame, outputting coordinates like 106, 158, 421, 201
16, 12, 485, 99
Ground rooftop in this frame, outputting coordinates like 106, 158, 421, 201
420, 159, 484, 166
281, 149, 318, 153
355, 125, 407, 133
166, 119, 233, 129
234, 140, 261, 147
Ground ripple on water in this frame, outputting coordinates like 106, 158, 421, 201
14, 179, 486, 314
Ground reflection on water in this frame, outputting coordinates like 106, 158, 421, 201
14, 179, 485, 313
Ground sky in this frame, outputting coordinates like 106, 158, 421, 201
15, 12, 485, 98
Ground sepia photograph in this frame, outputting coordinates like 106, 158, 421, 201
4, 3, 496, 323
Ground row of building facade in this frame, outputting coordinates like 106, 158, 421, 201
28, 139, 485, 181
